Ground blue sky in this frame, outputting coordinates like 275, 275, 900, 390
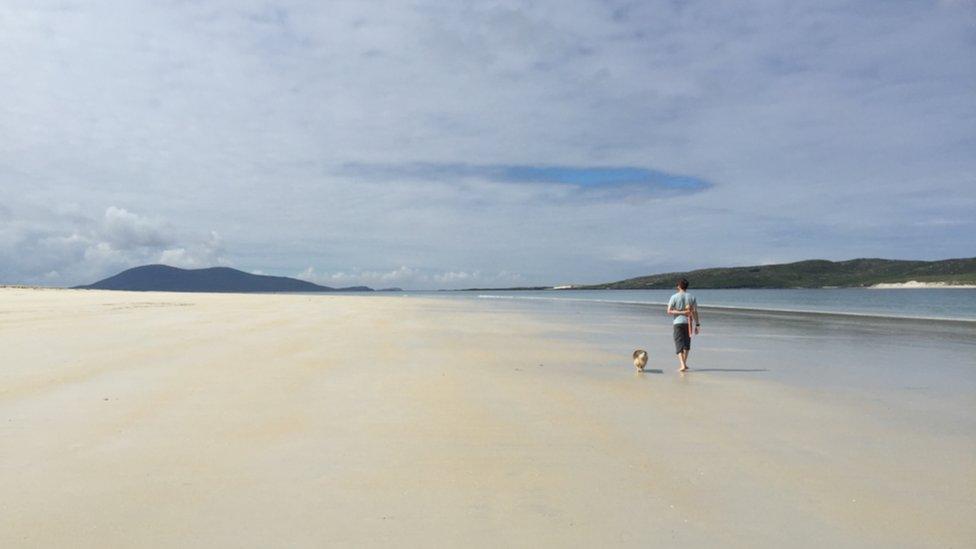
1, 0, 974, 288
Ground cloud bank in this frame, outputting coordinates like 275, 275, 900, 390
1, 1, 973, 288
0, 205, 225, 285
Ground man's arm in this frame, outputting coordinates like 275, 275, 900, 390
667, 305, 692, 317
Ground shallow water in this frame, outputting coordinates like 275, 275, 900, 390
458, 288, 976, 321
392, 291, 976, 429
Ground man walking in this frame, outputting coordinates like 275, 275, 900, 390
666, 278, 700, 372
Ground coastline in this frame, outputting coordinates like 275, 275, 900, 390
474, 292, 976, 324
2, 288, 973, 547
869, 280, 976, 289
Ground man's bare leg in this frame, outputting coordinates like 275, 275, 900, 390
678, 350, 688, 372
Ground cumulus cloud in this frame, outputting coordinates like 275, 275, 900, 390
431, 269, 525, 287
0, 205, 224, 285
297, 266, 422, 289
297, 265, 525, 290
101, 206, 173, 249
157, 231, 224, 268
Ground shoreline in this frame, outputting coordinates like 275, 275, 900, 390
8, 285, 974, 323
475, 293, 976, 324
868, 280, 976, 289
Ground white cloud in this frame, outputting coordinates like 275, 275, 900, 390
297, 266, 418, 288
432, 271, 474, 284
157, 231, 224, 268
0, 204, 224, 285
101, 206, 172, 249
295, 265, 526, 290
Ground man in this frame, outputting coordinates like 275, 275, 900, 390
666, 278, 700, 372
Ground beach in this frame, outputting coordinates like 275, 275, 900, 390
2, 288, 974, 548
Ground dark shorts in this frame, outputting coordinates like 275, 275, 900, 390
673, 323, 691, 354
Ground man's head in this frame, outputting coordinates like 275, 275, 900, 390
677, 278, 689, 291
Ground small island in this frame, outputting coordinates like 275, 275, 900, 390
74, 264, 374, 293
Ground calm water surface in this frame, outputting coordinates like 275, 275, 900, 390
433, 288, 976, 321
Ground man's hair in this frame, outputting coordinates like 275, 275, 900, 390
677, 278, 689, 290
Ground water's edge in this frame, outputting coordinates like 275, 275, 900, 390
474, 294, 976, 324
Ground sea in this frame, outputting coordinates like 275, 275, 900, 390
403, 288, 976, 322
402, 287, 976, 396
313, 286, 976, 417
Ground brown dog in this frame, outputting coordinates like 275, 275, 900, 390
633, 349, 648, 371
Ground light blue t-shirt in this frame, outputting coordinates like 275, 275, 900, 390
667, 292, 697, 325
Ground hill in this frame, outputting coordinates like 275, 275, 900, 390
74, 265, 373, 293
584, 257, 976, 289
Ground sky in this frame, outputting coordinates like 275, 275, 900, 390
1, 0, 974, 289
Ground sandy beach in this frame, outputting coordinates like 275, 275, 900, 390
2, 288, 974, 548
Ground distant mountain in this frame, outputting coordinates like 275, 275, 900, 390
74, 265, 374, 293
584, 257, 976, 289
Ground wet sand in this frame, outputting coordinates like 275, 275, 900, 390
2, 288, 974, 547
